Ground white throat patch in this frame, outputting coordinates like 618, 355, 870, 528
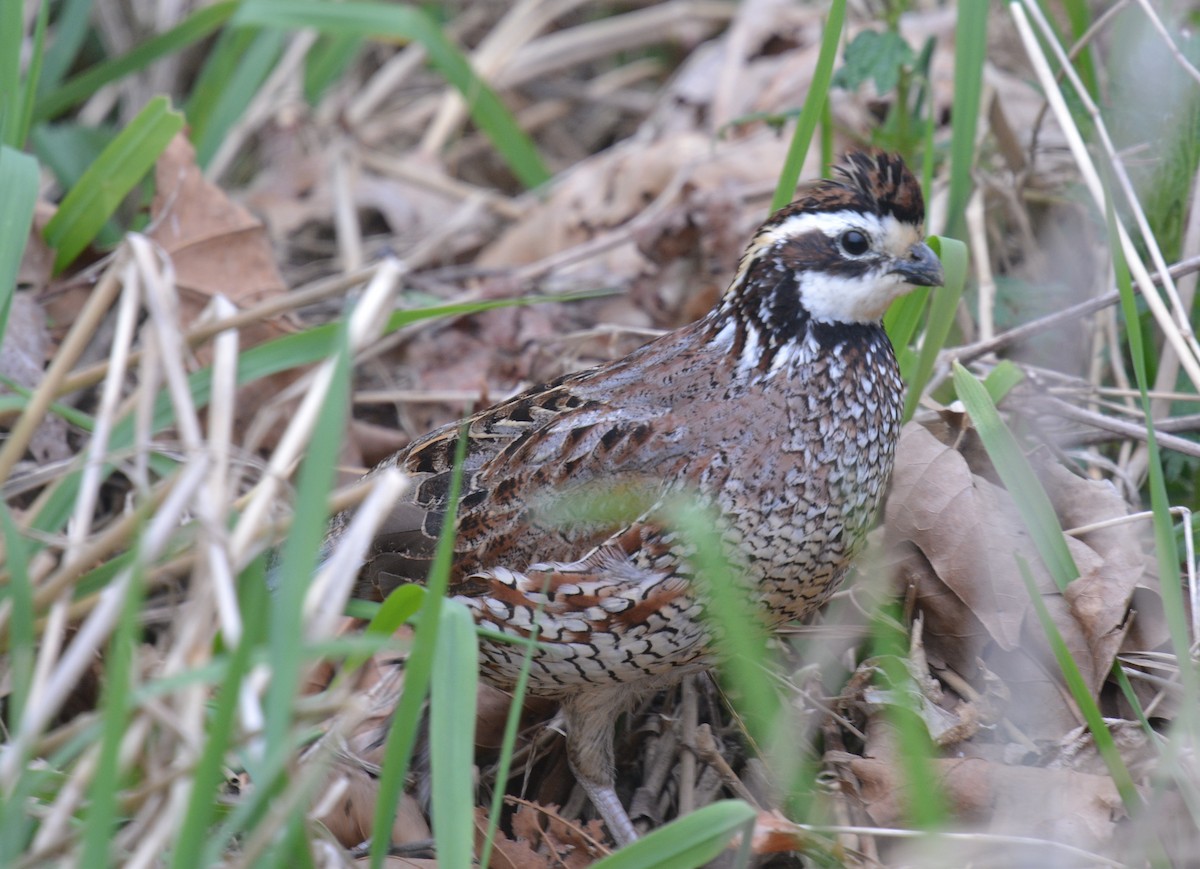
746, 210, 925, 325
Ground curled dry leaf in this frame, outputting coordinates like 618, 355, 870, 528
148, 133, 299, 449
886, 420, 1149, 739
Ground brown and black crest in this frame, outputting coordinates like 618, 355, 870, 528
777, 151, 925, 226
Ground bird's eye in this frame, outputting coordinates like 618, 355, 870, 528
839, 229, 870, 256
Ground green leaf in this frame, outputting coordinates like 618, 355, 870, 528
1103, 178, 1199, 715
590, 800, 756, 869
0, 504, 35, 767
35, 2, 238, 122
343, 584, 423, 673
31, 123, 123, 248
38, 0, 94, 95
305, 34, 363, 103
1015, 556, 1140, 810
189, 29, 286, 168
0, 146, 39, 334
951, 362, 1078, 588
429, 601, 480, 869
832, 30, 916, 94
901, 235, 967, 420
42, 96, 184, 272
945, 4, 988, 239
369, 419, 471, 868
13, 2, 49, 150
771, 0, 845, 212
983, 359, 1024, 405
262, 320, 354, 773
0, 0, 23, 147
80, 561, 145, 866
234, 0, 550, 189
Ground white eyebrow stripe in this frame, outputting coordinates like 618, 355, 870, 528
757, 211, 890, 246
756, 209, 922, 260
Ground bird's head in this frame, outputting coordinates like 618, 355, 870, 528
726, 152, 943, 332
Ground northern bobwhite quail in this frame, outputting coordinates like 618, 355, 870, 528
330, 152, 943, 845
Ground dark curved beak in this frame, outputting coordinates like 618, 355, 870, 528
891, 241, 944, 287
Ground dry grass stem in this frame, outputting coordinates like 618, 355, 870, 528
229, 258, 404, 565
1016, 1, 1200, 365
303, 467, 408, 640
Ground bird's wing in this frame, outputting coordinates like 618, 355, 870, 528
342, 368, 714, 600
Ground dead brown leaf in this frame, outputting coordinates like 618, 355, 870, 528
850, 735, 1125, 847
887, 422, 1031, 656
473, 806, 547, 869
148, 133, 299, 449
508, 801, 609, 867
887, 419, 1150, 741
319, 760, 431, 849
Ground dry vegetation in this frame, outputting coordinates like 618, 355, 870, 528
4, 0, 1200, 866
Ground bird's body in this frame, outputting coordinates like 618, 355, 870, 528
331, 152, 942, 845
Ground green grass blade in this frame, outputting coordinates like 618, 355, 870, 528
305, 34, 363, 103
429, 600, 480, 869
35, 2, 238, 122
477, 620, 541, 869
13, 2, 48, 150
0, 146, 40, 333
771, 0, 845, 211
0, 0, 22, 147
42, 96, 184, 272
982, 359, 1024, 404
364, 583, 424, 633
30, 123, 123, 249
169, 560, 263, 869
196, 559, 280, 864
369, 419, 471, 868
1015, 556, 1140, 809
951, 361, 1078, 587
0, 504, 35, 763
670, 501, 778, 746
234, 0, 550, 189
184, 26, 260, 152
263, 325, 354, 771
1042, 0, 1098, 98
883, 284, 928, 376
0, 498, 49, 855
1104, 188, 1199, 715
590, 800, 756, 868
884, 100, 940, 371
901, 235, 966, 420
80, 563, 145, 866
190, 29, 286, 168
38, 0, 94, 95
872, 604, 947, 829
945, 3, 988, 239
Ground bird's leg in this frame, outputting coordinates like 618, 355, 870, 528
560, 689, 639, 847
